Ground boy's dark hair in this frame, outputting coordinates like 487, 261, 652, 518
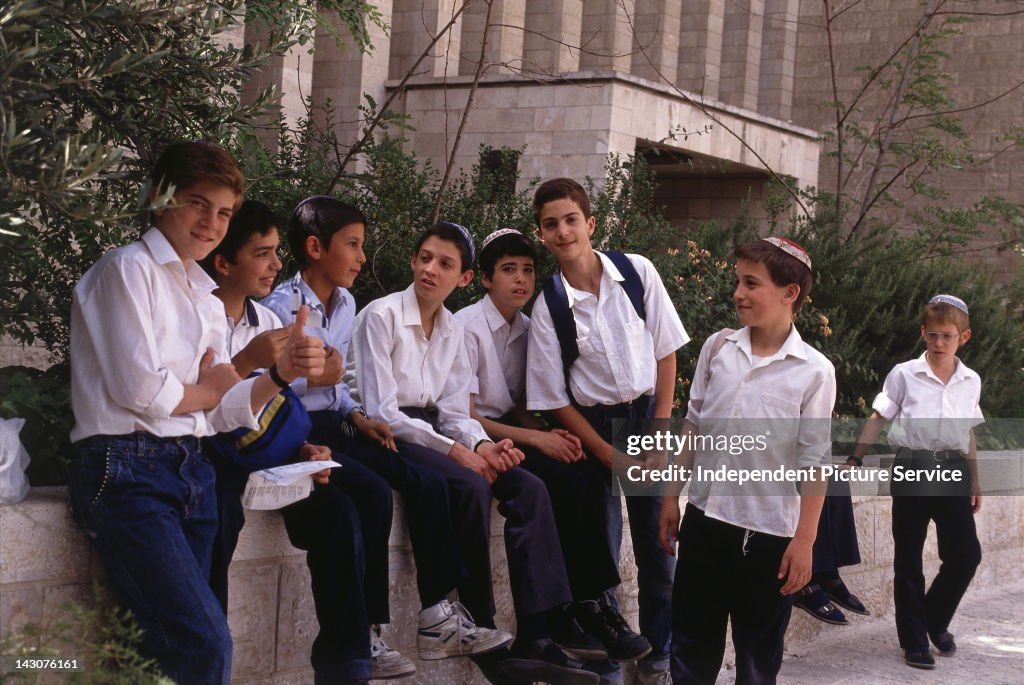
289, 196, 367, 270
479, 231, 536, 279
734, 240, 813, 312
151, 141, 245, 202
533, 178, 592, 223
922, 303, 970, 332
198, 200, 281, 279
414, 222, 475, 272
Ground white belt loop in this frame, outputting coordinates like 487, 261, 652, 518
742, 529, 754, 556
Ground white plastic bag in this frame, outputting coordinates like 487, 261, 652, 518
0, 417, 31, 504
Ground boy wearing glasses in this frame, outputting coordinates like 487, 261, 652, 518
849, 295, 983, 670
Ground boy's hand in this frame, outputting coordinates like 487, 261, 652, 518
298, 442, 332, 485
478, 439, 524, 473
275, 305, 326, 382
308, 345, 344, 387
449, 442, 497, 484
532, 429, 583, 463
778, 536, 814, 594
237, 327, 292, 372
198, 347, 241, 404
971, 481, 983, 513
658, 496, 681, 556
352, 411, 397, 451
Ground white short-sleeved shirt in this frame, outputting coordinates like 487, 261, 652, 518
685, 326, 837, 538
872, 353, 983, 453
225, 299, 284, 360
351, 285, 490, 454
70, 228, 260, 442
262, 273, 360, 417
454, 295, 528, 420
526, 252, 690, 410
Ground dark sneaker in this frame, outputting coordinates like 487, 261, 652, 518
930, 631, 957, 656
573, 597, 652, 662
503, 639, 600, 685
548, 602, 609, 661
792, 584, 849, 625
471, 648, 531, 685
904, 649, 936, 669
821, 577, 870, 616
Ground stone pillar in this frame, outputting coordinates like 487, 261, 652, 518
311, 2, 394, 162
389, 0, 464, 80
759, 0, 800, 120
631, 0, 682, 85
523, 0, 583, 74
677, 0, 724, 99
579, 0, 634, 72
459, 0, 526, 76
241, 25, 314, 153
719, 0, 764, 109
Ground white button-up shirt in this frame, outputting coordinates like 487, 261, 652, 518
70, 229, 260, 442
262, 273, 360, 416
351, 285, 490, 454
872, 353, 983, 452
225, 299, 283, 360
454, 295, 528, 420
526, 252, 689, 410
685, 326, 837, 538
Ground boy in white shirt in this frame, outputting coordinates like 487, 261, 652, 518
68, 142, 325, 685
526, 178, 690, 683
849, 295, 983, 670
262, 198, 505, 672
657, 237, 834, 684
455, 229, 649, 668
353, 222, 598, 685
200, 200, 394, 684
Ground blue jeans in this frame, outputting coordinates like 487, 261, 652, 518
69, 433, 231, 685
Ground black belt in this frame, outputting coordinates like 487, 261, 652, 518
905, 448, 965, 463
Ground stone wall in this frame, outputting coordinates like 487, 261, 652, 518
2, 453, 1022, 683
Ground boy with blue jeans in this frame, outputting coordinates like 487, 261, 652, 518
68, 143, 325, 684
200, 200, 391, 684
850, 295, 983, 670
658, 238, 833, 684
526, 179, 690, 683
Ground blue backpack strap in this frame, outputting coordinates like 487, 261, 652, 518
602, 250, 646, 321
542, 271, 579, 404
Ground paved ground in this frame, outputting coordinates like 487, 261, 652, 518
712, 577, 1024, 684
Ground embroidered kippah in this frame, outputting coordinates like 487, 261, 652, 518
928, 294, 969, 315
438, 221, 476, 264
761, 236, 812, 270
481, 228, 524, 252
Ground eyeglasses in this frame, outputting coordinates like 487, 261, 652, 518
924, 331, 959, 344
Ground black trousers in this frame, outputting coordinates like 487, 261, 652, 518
398, 407, 572, 626
308, 409, 465, 611
670, 504, 792, 685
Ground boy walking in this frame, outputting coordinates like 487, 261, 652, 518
68, 143, 324, 684
657, 237, 834, 684
850, 294, 983, 669
526, 178, 690, 682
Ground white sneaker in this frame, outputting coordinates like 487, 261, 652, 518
417, 599, 513, 660
370, 625, 416, 680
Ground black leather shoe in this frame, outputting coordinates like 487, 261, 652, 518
930, 631, 957, 656
904, 649, 936, 669
573, 596, 652, 662
792, 584, 849, 625
820, 577, 870, 616
548, 603, 609, 661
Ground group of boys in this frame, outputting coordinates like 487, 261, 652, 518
68, 141, 985, 685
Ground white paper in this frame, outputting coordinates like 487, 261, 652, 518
241, 460, 341, 510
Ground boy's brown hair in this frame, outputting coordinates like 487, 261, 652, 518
734, 240, 813, 312
150, 141, 245, 205
532, 178, 592, 223
922, 302, 970, 332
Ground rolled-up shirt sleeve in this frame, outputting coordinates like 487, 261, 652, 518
353, 308, 455, 454
872, 368, 906, 420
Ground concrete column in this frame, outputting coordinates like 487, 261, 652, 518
389, 0, 464, 80
631, 0, 682, 84
719, 0, 764, 109
579, 0, 635, 72
523, 0, 583, 74
677, 0, 724, 98
759, 0, 800, 120
459, 0, 526, 76
241, 25, 314, 153
310, 2, 394, 161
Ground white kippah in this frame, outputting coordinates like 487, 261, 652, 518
481, 228, 524, 252
928, 294, 969, 315
761, 236, 812, 270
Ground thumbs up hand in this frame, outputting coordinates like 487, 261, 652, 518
273, 305, 326, 382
